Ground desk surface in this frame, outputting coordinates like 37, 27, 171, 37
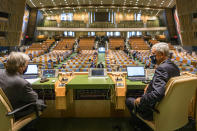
126, 79, 146, 89
67, 75, 114, 89
31, 75, 146, 90
32, 78, 57, 89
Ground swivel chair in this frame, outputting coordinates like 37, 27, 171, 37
136, 73, 197, 131
0, 88, 42, 131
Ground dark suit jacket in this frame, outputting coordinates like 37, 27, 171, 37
137, 59, 180, 120
0, 70, 39, 119
97, 63, 104, 68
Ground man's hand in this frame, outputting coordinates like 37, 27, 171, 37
134, 97, 141, 106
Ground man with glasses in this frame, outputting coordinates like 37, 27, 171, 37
126, 43, 180, 129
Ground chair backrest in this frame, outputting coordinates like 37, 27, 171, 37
154, 73, 197, 131
0, 88, 14, 131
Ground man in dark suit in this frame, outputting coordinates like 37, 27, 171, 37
97, 62, 104, 68
126, 43, 180, 123
0, 52, 45, 121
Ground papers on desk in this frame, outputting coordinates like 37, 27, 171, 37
25, 78, 40, 84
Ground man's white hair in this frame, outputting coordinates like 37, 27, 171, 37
152, 42, 169, 56
6, 52, 30, 74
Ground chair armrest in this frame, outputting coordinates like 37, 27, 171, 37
149, 107, 160, 114
6, 102, 46, 117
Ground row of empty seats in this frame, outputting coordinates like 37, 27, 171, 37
54, 38, 75, 50
31, 50, 72, 69
109, 37, 124, 50
60, 50, 98, 72
78, 37, 95, 50
105, 50, 138, 72
129, 37, 150, 50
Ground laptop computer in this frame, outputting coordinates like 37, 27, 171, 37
23, 64, 39, 79
127, 66, 146, 81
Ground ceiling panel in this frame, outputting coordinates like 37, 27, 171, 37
27, 0, 176, 8
26, 0, 176, 16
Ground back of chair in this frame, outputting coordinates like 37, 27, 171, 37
0, 88, 14, 131
154, 74, 197, 131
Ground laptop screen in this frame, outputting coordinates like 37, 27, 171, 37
92, 69, 104, 76
24, 64, 38, 75
127, 66, 145, 77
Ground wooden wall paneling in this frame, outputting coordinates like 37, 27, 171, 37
27, 9, 38, 39
176, 0, 197, 46
0, 0, 26, 46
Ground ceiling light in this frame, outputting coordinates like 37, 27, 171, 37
167, 0, 174, 7
30, 0, 36, 7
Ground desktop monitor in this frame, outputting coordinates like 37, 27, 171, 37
24, 64, 38, 75
127, 66, 145, 77
88, 68, 107, 77
41, 69, 58, 78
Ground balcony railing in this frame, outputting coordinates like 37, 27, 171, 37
37, 20, 161, 28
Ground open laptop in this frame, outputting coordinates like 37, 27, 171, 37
127, 66, 146, 81
23, 64, 39, 79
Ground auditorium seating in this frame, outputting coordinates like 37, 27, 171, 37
171, 50, 197, 74
78, 37, 95, 50
31, 50, 72, 69
25, 39, 55, 60
0, 56, 8, 69
25, 50, 44, 60
155, 35, 166, 41
105, 50, 137, 72
129, 37, 150, 50
130, 48, 197, 74
109, 37, 124, 50
54, 37, 75, 50
60, 50, 97, 72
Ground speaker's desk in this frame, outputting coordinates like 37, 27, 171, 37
31, 76, 146, 117
31, 77, 146, 90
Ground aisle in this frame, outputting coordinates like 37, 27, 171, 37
97, 52, 105, 67
55, 52, 77, 69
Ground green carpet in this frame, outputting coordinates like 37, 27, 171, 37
97, 53, 105, 66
